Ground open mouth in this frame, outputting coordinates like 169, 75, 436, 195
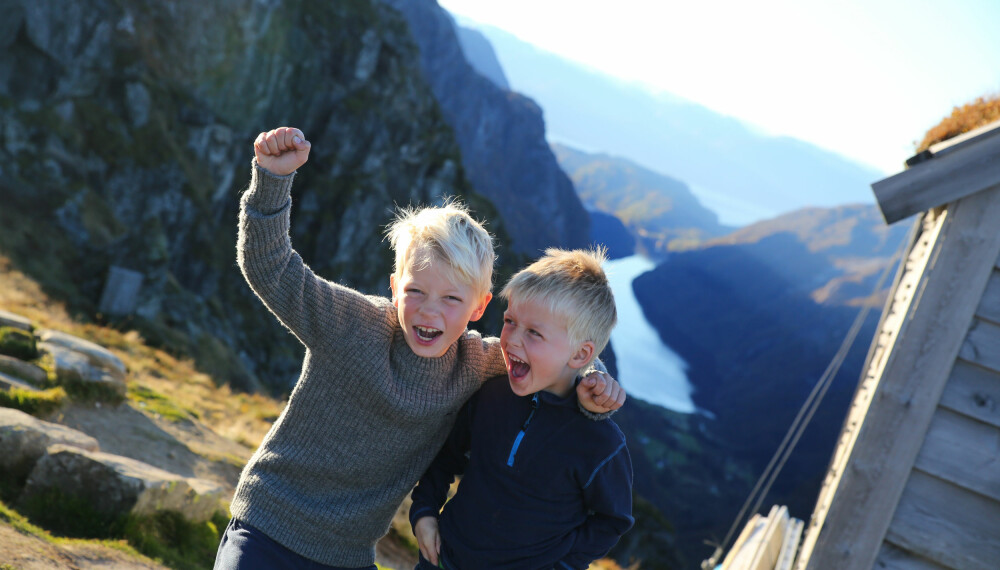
414, 325, 443, 343
507, 353, 531, 379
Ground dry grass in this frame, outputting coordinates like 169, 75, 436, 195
917, 93, 1000, 152
0, 255, 283, 449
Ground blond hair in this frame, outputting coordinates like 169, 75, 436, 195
385, 200, 495, 295
500, 247, 617, 365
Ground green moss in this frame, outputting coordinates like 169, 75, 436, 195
0, 386, 66, 416
121, 510, 228, 570
18, 485, 227, 570
60, 378, 126, 406
79, 189, 126, 248
0, 327, 38, 360
128, 385, 193, 423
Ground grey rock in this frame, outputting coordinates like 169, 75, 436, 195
40, 343, 126, 397
0, 354, 48, 385
22, 444, 225, 523
0, 371, 41, 392
38, 329, 127, 380
0, 309, 33, 332
0, 408, 99, 484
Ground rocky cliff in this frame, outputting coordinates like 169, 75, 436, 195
379, 0, 591, 255
0, 0, 515, 390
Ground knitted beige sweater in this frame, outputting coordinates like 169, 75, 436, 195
231, 163, 505, 566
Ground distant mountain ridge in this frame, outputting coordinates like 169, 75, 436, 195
553, 143, 732, 252
455, 20, 886, 226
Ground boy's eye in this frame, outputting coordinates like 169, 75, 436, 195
446, 295, 462, 302
528, 329, 542, 338
503, 317, 514, 325
406, 288, 423, 295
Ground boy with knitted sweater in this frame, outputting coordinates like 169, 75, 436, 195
410, 248, 633, 569
213, 127, 624, 570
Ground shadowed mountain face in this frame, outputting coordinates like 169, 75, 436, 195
457, 21, 886, 226
380, 0, 591, 256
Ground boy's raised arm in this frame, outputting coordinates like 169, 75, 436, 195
239, 127, 380, 351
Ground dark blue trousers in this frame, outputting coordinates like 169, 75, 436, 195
213, 518, 377, 570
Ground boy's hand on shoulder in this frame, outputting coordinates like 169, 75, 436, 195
253, 127, 311, 176
578, 371, 625, 413
414, 516, 442, 565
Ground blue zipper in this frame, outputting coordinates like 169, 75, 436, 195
506, 393, 539, 467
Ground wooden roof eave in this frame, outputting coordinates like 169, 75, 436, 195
872, 120, 1000, 224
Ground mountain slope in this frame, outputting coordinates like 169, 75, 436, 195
381, 0, 591, 255
0, 0, 511, 391
554, 143, 731, 252
457, 21, 886, 226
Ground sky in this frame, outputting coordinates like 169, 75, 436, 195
437, 0, 1000, 175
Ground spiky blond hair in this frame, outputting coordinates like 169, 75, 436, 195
385, 199, 495, 295
501, 247, 617, 365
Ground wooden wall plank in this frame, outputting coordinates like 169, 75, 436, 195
914, 407, 1000, 502
804, 184, 1000, 570
958, 318, 1000, 374
875, 541, 951, 570
939, 359, 1000, 430
872, 124, 1000, 223
886, 470, 1000, 570
974, 269, 1000, 323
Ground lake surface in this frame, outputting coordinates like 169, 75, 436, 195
605, 255, 695, 413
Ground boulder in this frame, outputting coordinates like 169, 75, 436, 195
0, 310, 33, 332
0, 408, 99, 484
0, 370, 41, 392
38, 330, 127, 381
41, 343, 126, 397
22, 444, 226, 523
0, 354, 48, 385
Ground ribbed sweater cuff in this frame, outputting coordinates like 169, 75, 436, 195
246, 159, 295, 213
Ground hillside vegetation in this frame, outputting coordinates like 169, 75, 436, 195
917, 93, 1000, 151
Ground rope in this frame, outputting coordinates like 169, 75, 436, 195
702, 225, 914, 569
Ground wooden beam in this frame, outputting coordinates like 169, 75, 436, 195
958, 318, 1000, 374
804, 184, 1000, 569
885, 470, 1000, 570
940, 359, 1000, 430
871, 123, 1000, 224
915, 407, 1000, 502
874, 542, 950, 570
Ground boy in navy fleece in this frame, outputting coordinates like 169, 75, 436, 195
409, 248, 634, 569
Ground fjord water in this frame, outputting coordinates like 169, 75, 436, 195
605, 255, 695, 413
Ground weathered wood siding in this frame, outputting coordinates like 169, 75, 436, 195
800, 181, 1000, 570
877, 262, 1000, 569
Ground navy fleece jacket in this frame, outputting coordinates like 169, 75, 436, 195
409, 376, 634, 569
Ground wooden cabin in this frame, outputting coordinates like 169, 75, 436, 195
792, 119, 1000, 569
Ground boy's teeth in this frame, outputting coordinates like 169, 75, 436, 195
508, 354, 530, 377
415, 326, 443, 340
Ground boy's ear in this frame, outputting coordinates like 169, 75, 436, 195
469, 292, 493, 322
389, 274, 399, 307
568, 341, 595, 370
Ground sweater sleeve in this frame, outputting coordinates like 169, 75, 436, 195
237, 160, 384, 351
409, 393, 476, 528
558, 440, 635, 569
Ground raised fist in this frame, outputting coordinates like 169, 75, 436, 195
253, 127, 311, 176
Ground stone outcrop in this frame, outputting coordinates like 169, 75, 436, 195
0, 408, 100, 484
22, 444, 225, 523
38, 329, 127, 396
0, 310, 33, 332
0, 354, 47, 386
